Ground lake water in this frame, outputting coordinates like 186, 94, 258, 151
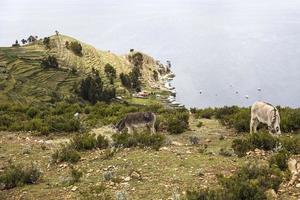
1, 0, 300, 108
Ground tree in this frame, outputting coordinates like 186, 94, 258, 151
104, 64, 116, 84
79, 70, 115, 104
43, 37, 50, 49
120, 66, 142, 92
69, 41, 82, 56
153, 70, 158, 81
41, 56, 59, 69
21, 39, 27, 45
27, 35, 36, 43
129, 52, 143, 67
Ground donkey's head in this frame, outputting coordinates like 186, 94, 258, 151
270, 108, 281, 135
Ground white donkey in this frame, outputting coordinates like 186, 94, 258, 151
250, 101, 281, 135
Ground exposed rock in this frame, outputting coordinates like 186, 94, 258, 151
103, 171, 115, 181
265, 189, 277, 200
171, 141, 183, 146
71, 186, 78, 191
296, 183, 300, 188
21, 146, 31, 154
115, 191, 127, 200
189, 136, 200, 145
205, 139, 211, 143
124, 176, 131, 182
130, 171, 141, 180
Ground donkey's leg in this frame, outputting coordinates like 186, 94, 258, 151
253, 120, 259, 133
250, 118, 254, 134
150, 122, 156, 134
127, 126, 133, 134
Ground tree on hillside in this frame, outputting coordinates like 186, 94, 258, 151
129, 66, 142, 92
27, 35, 36, 43
119, 66, 142, 92
41, 55, 59, 69
79, 69, 115, 104
43, 37, 50, 49
120, 73, 131, 88
104, 64, 116, 84
69, 41, 83, 56
21, 39, 27, 45
128, 52, 143, 67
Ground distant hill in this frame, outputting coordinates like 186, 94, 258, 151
0, 34, 170, 104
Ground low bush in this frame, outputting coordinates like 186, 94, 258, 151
70, 168, 83, 184
232, 132, 278, 157
279, 107, 300, 133
269, 150, 289, 171
0, 163, 41, 190
112, 132, 165, 150
70, 133, 109, 151
196, 121, 203, 128
232, 138, 252, 157
52, 145, 81, 163
279, 136, 300, 154
248, 132, 278, 151
186, 163, 284, 200
160, 108, 189, 134
194, 108, 215, 119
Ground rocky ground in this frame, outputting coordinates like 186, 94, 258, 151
0, 117, 299, 200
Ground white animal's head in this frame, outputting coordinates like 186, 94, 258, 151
270, 108, 281, 135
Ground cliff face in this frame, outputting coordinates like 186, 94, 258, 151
0, 34, 171, 104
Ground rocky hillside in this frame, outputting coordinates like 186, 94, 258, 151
0, 34, 171, 104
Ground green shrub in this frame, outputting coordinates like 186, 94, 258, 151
231, 109, 250, 132
71, 133, 97, 150
279, 107, 300, 133
196, 121, 203, 128
248, 132, 278, 151
112, 132, 165, 150
26, 107, 39, 118
162, 109, 189, 134
71, 133, 109, 151
279, 136, 300, 154
195, 108, 215, 119
52, 145, 81, 163
0, 163, 41, 189
96, 134, 109, 149
186, 163, 284, 200
269, 150, 289, 171
186, 189, 221, 200
232, 138, 251, 157
70, 168, 83, 184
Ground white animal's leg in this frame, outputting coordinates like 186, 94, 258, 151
127, 126, 133, 134
253, 120, 259, 133
151, 123, 156, 134
250, 118, 255, 134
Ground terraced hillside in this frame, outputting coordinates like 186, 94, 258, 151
0, 34, 170, 104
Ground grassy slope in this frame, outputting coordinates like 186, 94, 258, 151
0, 35, 168, 105
0, 118, 246, 200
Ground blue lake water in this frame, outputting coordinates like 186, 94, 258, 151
1, 0, 300, 108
